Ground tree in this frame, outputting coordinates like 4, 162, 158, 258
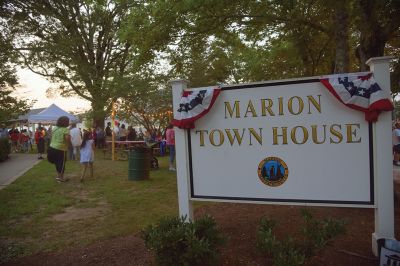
118, 72, 173, 133
126, 0, 339, 81
387, 37, 400, 94
0, 22, 33, 123
3, 0, 154, 128
354, 0, 400, 71
126, 0, 399, 83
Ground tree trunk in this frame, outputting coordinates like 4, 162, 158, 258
91, 100, 107, 129
357, 31, 386, 71
333, 0, 349, 73
355, 0, 388, 71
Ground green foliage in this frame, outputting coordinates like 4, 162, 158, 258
119, 80, 172, 132
142, 215, 225, 266
124, 0, 399, 85
352, 0, 400, 70
300, 209, 347, 257
0, 137, 11, 162
274, 237, 305, 266
257, 209, 346, 266
3, 0, 158, 125
257, 218, 305, 266
256, 217, 276, 252
0, 31, 33, 123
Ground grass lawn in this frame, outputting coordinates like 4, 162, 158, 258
0, 152, 181, 262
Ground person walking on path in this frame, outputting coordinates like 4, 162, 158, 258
47, 116, 71, 182
69, 123, 82, 160
34, 127, 45, 159
80, 131, 94, 182
165, 124, 176, 171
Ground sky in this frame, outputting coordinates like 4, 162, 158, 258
13, 68, 91, 113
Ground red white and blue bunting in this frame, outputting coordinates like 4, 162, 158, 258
172, 86, 221, 129
172, 73, 393, 128
320, 72, 393, 122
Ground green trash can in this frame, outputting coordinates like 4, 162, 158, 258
128, 148, 151, 180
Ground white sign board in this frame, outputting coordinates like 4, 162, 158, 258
187, 79, 374, 206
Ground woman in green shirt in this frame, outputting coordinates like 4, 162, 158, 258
47, 116, 71, 182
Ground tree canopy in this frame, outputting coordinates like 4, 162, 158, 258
3, 0, 157, 127
2, 0, 399, 129
125, 0, 399, 88
0, 21, 33, 123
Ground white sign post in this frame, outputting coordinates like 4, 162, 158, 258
171, 56, 395, 254
367, 56, 395, 255
170, 79, 194, 221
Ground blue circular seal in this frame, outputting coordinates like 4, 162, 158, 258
257, 157, 288, 187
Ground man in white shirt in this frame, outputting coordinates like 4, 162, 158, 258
70, 123, 82, 160
113, 122, 120, 141
392, 122, 400, 166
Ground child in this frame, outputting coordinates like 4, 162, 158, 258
80, 131, 94, 182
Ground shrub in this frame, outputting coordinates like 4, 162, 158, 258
274, 237, 305, 266
257, 209, 346, 266
257, 218, 305, 266
300, 209, 346, 257
0, 137, 10, 162
256, 218, 276, 252
141, 215, 225, 266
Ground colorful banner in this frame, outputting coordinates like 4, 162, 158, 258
320, 72, 393, 122
172, 86, 221, 129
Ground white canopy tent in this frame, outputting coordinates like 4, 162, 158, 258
28, 104, 79, 124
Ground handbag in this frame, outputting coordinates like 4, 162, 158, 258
47, 147, 55, 164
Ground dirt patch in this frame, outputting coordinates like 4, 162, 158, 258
51, 205, 109, 222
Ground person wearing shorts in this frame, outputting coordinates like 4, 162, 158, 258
47, 116, 71, 182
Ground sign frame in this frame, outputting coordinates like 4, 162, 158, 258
186, 78, 375, 207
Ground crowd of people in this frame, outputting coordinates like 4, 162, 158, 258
0, 122, 156, 154
0, 125, 52, 154
0, 118, 176, 183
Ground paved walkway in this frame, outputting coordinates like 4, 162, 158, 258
0, 153, 41, 190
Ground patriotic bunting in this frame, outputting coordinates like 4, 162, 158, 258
320, 72, 393, 122
172, 86, 221, 129
172, 73, 392, 129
